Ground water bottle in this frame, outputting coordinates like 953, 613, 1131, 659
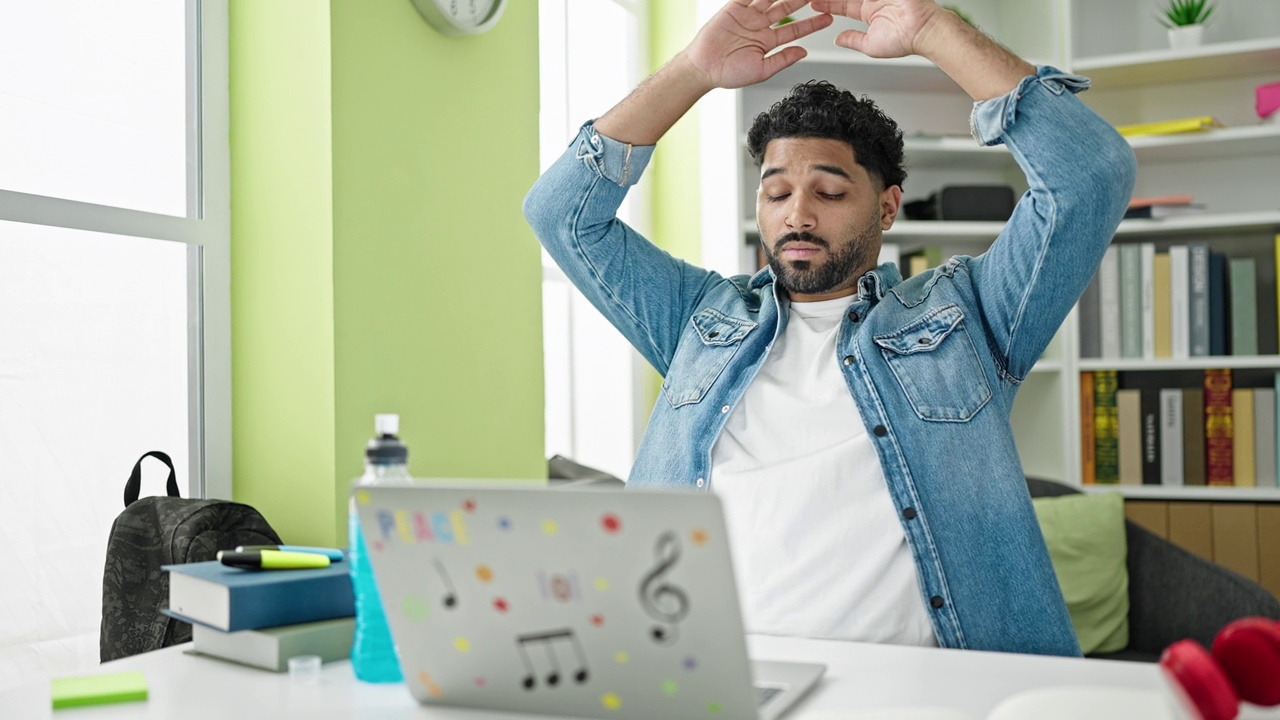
349, 413, 412, 682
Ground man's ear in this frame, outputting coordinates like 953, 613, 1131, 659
880, 185, 903, 230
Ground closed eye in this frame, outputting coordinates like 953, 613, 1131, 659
765, 193, 791, 202
819, 192, 845, 200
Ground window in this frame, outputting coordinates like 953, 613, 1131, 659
538, 0, 650, 480
0, 0, 229, 689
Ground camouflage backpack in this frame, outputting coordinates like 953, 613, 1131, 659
99, 451, 282, 662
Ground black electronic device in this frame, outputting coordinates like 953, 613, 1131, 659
903, 185, 1017, 222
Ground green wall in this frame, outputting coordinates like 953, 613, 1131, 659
230, 0, 545, 547
648, 0, 702, 266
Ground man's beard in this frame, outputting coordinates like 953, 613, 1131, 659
762, 220, 879, 296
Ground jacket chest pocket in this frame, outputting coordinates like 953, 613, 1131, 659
873, 304, 991, 422
662, 309, 757, 408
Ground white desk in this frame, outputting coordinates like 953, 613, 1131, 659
7, 636, 1280, 719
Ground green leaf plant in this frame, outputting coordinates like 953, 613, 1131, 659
1158, 0, 1216, 28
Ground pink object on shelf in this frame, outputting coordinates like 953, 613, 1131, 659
1258, 81, 1280, 120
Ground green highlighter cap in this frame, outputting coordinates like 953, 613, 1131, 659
51, 670, 147, 709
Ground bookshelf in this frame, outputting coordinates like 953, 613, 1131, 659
697, 0, 1280, 498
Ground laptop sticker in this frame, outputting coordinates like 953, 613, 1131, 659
417, 671, 442, 698
537, 570, 582, 603
476, 564, 494, 582
639, 532, 689, 645
594, 577, 610, 592
601, 692, 622, 710
601, 513, 622, 533
541, 519, 559, 536
515, 628, 590, 689
493, 597, 509, 613
402, 595, 431, 622
434, 559, 459, 608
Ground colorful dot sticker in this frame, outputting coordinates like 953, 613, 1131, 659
707, 701, 723, 714
541, 520, 559, 536
601, 514, 621, 533
493, 597, 509, 613
418, 671, 442, 698
601, 693, 622, 710
594, 577, 610, 592
454, 637, 471, 653
683, 656, 698, 671
474, 677, 487, 687
402, 595, 430, 622
372, 540, 385, 552
663, 680, 679, 696
463, 499, 476, 513
590, 614, 604, 626
691, 529, 709, 546
498, 517, 512, 530
476, 565, 494, 582
614, 651, 629, 664
355, 490, 371, 505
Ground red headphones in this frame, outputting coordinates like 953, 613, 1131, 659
1160, 616, 1280, 720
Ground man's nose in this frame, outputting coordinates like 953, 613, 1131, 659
785, 195, 816, 231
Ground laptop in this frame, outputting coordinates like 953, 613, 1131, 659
356, 483, 825, 720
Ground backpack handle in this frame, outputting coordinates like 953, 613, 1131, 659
124, 451, 181, 507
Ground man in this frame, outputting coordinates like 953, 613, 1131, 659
524, 0, 1135, 656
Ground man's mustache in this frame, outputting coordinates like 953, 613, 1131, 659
775, 232, 829, 250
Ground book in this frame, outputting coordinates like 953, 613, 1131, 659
191, 617, 355, 672
1255, 388, 1277, 487
1204, 369, 1235, 486
1123, 204, 1208, 220
1153, 252, 1171, 358
1170, 245, 1190, 359
1229, 258, 1258, 356
1189, 244, 1211, 357
1117, 389, 1143, 485
1233, 389, 1256, 487
51, 671, 147, 709
1160, 388, 1184, 486
1183, 388, 1207, 486
1120, 244, 1143, 358
163, 560, 355, 633
1208, 252, 1229, 356
1094, 370, 1120, 484
1081, 372, 1096, 484
1120, 372, 1165, 485
1115, 116, 1221, 138
1129, 194, 1195, 208
1255, 243, 1279, 356
1141, 243, 1155, 359
1099, 245, 1122, 359
1078, 272, 1102, 359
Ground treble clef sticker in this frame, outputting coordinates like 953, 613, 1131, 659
638, 531, 689, 645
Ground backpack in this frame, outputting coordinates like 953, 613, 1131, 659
99, 451, 283, 662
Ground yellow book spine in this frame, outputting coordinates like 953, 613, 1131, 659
1115, 116, 1217, 138
1234, 389, 1256, 487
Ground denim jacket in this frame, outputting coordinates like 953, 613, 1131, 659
524, 67, 1137, 657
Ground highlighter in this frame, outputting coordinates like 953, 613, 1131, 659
217, 549, 330, 570
235, 544, 345, 562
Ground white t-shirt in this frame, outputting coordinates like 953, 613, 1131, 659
710, 295, 937, 646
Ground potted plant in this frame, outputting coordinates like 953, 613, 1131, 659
1159, 0, 1216, 50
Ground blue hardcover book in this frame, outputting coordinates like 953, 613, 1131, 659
163, 560, 354, 632
1189, 244, 1210, 357
1209, 252, 1229, 356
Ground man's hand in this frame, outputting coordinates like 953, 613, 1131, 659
685, 0, 834, 91
808, 0, 948, 59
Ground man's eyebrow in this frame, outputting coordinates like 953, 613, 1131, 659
760, 164, 853, 181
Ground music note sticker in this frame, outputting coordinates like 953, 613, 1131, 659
434, 560, 458, 609
638, 532, 690, 645
515, 629, 590, 690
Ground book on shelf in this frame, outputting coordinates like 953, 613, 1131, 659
1229, 258, 1259, 357
1169, 246, 1190, 359
1078, 273, 1102, 359
1153, 252, 1172, 359
1189, 244, 1211, 357
902, 246, 944, 278
1115, 116, 1222, 138
1183, 388, 1207, 487
1160, 388, 1184, 486
1094, 370, 1120, 484
163, 560, 354, 633
1117, 389, 1143, 485
190, 617, 355, 672
1120, 372, 1166, 485
1123, 204, 1208, 220
1208, 252, 1229, 356
1128, 194, 1195, 209
1120, 244, 1143, 359
1099, 245, 1121, 359
1233, 389, 1257, 488
1081, 372, 1096, 484
1141, 242, 1156, 360
1205, 369, 1235, 487
1252, 240, 1279, 356
1255, 388, 1276, 488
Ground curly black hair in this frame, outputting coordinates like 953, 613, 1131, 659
747, 80, 907, 191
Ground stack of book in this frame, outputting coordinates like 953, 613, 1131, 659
1078, 235, 1280, 360
1123, 194, 1206, 220
163, 559, 355, 672
1083, 369, 1279, 487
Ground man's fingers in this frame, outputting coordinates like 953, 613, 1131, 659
809, 0, 865, 20
772, 12, 834, 46
835, 29, 869, 54
760, 44, 808, 78
764, 0, 813, 25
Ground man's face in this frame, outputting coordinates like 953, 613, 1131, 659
756, 137, 902, 302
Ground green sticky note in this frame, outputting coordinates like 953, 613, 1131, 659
51, 671, 148, 709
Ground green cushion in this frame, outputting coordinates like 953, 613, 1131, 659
1032, 492, 1129, 654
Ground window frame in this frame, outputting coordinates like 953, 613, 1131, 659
0, 0, 230, 499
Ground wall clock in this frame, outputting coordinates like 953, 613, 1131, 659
411, 0, 507, 36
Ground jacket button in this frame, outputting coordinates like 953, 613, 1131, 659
696, 478, 704, 488
848, 311, 859, 322
930, 596, 945, 609
708, 331, 720, 339
873, 425, 887, 437
843, 355, 856, 366
903, 507, 917, 520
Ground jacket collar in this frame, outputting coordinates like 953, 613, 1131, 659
749, 262, 903, 305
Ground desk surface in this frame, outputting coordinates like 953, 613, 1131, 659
7, 635, 1280, 719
